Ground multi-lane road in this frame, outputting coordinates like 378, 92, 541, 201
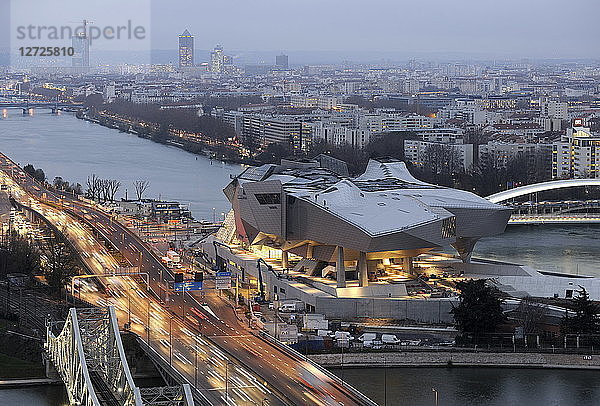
0, 152, 376, 406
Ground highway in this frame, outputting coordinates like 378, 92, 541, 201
0, 152, 375, 406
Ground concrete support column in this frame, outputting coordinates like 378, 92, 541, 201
451, 237, 479, 263
403, 257, 413, 275
306, 244, 313, 259
358, 251, 368, 287
281, 251, 288, 269
336, 246, 346, 288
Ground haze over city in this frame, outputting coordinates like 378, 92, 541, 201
149, 0, 600, 60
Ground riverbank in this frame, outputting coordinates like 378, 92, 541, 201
0, 378, 61, 388
311, 351, 600, 370
78, 110, 259, 166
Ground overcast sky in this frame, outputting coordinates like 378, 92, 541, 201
7, 0, 600, 62
148, 0, 600, 59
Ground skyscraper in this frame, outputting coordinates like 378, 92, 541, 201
210, 45, 224, 73
178, 30, 194, 68
71, 33, 90, 68
276, 54, 289, 69
71, 20, 91, 68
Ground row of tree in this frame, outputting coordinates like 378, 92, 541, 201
23, 164, 45, 183
0, 231, 40, 277
452, 279, 600, 340
23, 165, 152, 203
101, 99, 237, 142
85, 174, 121, 202
85, 175, 151, 202
53, 176, 83, 195
0, 229, 79, 296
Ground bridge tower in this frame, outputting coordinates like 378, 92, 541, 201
51, 96, 59, 114
45, 306, 194, 406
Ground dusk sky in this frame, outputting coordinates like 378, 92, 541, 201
149, 0, 600, 59
6, 0, 600, 62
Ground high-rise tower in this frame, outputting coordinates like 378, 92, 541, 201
276, 54, 289, 69
178, 30, 194, 68
210, 45, 224, 73
72, 20, 91, 68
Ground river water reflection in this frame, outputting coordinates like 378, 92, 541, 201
331, 367, 600, 406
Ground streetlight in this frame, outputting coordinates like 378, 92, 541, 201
127, 286, 139, 327
146, 298, 150, 343
340, 344, 344, 386
383, 354, 387, 406
225, 360, 234, 402
168, 316, 174, 365
181, 284, 187, 323
192, 342, 198, 387
432, 388, 438, 406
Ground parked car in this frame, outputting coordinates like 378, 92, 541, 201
381, 334, 401, 345
358, 333, 377, 342
333, 331, 354, 341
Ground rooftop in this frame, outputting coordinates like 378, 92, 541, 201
236, 157, 506, 237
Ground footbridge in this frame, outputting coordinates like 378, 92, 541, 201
487, 178, 600, 204
45, 306, 194, 406
486, 179, 600, 225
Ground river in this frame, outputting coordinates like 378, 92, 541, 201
1, 108, 600, 405
0, 108, 242, 222
0, 385, 68, 405
330, 367, 600, 406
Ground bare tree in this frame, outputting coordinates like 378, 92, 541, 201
106, 179, 121, 201
514, 296, 547, 334
99, 179, 109, 202
422, 143, 463, 176
86, 174, 102, 200
133, 180, 150, 201
41, 227, 80, 296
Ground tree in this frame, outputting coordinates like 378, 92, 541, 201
419, 144, 463, 186
451, 279, 506, 339
561, 287, 600, 335
0, 231, 41, 278
254, 143, 294, 165
365, 131, 415, 162
83, 93, 104, 110
86, 174, 102, 200
41, 229, 79, 296
23, 164, 36, 178
514, 296, 547, 334
99, 178, 110, 202
23, 164, 45, 183
133, 180, 150, 201
105, 179, 121, 201
51, 176, 83, 195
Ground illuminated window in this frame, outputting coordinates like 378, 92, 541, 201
254, 193, 281, 205
441, 217, 456, 238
